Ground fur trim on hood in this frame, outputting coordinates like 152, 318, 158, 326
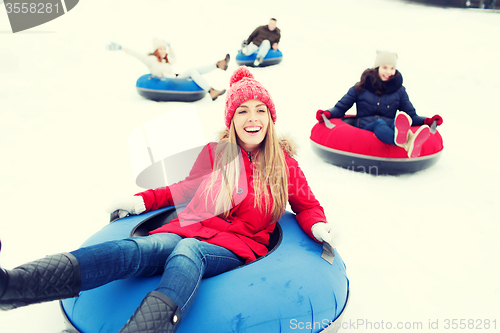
216, 129, 297, 158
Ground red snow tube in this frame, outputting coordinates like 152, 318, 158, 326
310, 116, 444, 175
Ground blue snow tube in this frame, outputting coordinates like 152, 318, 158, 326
60, 206, 349, 333
136, 74, 207, 102
236, 49, 283, 67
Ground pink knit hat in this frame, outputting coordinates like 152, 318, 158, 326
224, 66, 276, 129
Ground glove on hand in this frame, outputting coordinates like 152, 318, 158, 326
106, 195, 146, 216
424, 114, 443, 126
316, 110, 331, 122
311, 222, 335, 246
106, 42, 122, 51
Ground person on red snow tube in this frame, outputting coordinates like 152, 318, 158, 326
316, 50, 443, 158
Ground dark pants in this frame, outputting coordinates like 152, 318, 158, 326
363, 119, 396, 145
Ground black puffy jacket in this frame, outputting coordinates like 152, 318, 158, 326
327, 71, 426, 128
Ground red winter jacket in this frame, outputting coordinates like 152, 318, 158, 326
136, 140, 326, 263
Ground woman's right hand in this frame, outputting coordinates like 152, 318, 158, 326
106, 42, 122, 51
106, 195, 146, 216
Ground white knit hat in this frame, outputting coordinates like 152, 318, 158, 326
374, 50, 398, 68
152, 38, 168, 51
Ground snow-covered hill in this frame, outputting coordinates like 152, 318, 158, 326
0, 0, 498, 332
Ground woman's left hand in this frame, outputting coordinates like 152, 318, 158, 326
316, 110, 331, 122
311, 222, 336, 247
424, 114, 443, 126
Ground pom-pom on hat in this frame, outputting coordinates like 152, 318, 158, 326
374, 50, 398, 68
152, 38, 168, 51
224, 66, 276, 129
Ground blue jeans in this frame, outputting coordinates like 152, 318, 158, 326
71, 233, 244, 314
243, 39, 271, 59
363, 119, 396, 145
177, 64, 216, 91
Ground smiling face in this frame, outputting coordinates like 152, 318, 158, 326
268, 19, 277, 31
378, 64, 396, 81
232, 99, 270, 152
156, 46, 167, 59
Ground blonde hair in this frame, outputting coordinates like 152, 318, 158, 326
204, 111, 288, 224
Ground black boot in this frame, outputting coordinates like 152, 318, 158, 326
0, 252, 81, 311
119, 291, 182, 333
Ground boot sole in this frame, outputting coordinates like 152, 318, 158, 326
407, 126, 431, 158
394, 112, 412, 146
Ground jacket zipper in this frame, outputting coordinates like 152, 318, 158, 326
376, 96, 381, 119
247, 151, 252, 161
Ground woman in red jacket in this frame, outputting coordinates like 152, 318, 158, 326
0, 67, 334, 333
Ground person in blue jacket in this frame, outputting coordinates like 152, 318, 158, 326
317, 50, 443, 158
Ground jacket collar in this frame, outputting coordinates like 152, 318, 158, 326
365, 70, 403, 95
241, 147, 259, 162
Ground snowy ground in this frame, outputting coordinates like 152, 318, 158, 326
0, 0, 499, 332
